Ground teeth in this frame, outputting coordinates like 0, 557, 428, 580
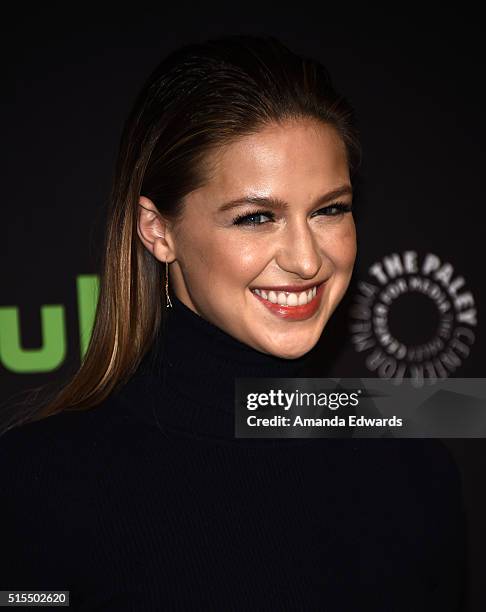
298, 291, 307, 305
252, 285, 319, 307
287, 293, 298, 306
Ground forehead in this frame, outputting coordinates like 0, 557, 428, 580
192, 119, 350, 208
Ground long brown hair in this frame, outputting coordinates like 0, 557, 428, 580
3, 34, 361, 434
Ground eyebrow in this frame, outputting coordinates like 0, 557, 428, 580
216, 184, 353, 213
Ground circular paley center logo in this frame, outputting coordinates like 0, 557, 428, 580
349, 251, 477, 385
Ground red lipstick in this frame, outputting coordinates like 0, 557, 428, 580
250, 282, 326, 321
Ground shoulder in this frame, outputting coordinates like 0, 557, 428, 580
351, 437, 464, 525
357, 437, 467, 572
0, 369, 162, 486
354, 437, 461, 482
0, 391, 138, 495
397, 438, 462, 497
353, 438, 466, 601
0, 370, 155, 454
0, 392, 118, 447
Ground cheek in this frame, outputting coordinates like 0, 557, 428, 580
213, 232, 271, 284
320, 222, 356, 312
182, 229, 269, 286
319, 220, 357, 272
226, 235, 272, 279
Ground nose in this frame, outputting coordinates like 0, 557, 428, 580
274, 219, 323, 279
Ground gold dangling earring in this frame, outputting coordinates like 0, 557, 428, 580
165, 260, 173, 308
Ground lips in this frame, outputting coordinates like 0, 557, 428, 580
250, 281, 320, 293
250, 281, 326, 321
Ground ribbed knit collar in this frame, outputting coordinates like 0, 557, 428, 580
125, 291, 316, 441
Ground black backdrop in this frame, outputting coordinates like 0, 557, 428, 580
1, 5, 484, 610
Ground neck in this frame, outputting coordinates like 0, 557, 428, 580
133, 293, 315, 439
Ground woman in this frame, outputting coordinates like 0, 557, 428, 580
0, 35, 466, 610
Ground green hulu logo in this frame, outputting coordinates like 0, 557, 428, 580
0, 275, 99, 373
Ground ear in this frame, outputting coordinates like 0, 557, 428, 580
137, 196, 176, 264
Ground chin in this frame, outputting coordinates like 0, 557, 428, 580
267, 325, 323, 360
276, 348, 310, 360
264, 338, 316, 360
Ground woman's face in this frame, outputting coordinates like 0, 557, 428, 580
160, 119, 355, 359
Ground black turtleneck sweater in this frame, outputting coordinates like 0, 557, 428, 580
0, 295, 467, 611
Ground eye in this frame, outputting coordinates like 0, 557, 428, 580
231, 202, 352, 227
312, 202, 353, 217
232, 210, 275, 226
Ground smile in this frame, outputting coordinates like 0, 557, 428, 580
250, 282, 326, 321
251, 286, 317, 307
